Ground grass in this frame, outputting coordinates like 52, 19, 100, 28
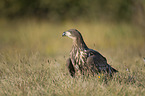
0, 19, 145, 96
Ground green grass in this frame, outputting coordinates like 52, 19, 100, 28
0, 19, 145, 96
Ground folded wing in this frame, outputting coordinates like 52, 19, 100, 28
86, 49, 118, 76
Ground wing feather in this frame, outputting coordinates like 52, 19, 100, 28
86, 49, 118, 75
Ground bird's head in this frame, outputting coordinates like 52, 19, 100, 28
62, 29, 82, 40
62, 29, 88, 49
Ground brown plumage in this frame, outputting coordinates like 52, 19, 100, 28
62, 29, 118, 77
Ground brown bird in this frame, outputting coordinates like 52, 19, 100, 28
62, 29, 118, 77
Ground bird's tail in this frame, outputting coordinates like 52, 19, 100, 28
111, 67, 118, 73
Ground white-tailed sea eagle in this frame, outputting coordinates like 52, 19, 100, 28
62, 29, 118, 77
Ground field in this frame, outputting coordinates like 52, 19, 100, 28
0, 19, 145, 96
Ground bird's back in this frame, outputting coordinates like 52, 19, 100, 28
86, 49, 118, 74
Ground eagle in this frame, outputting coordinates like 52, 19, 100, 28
62, 29, 118, 77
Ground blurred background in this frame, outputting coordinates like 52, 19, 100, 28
0, 0, 145, 57
0, 0, 145, 23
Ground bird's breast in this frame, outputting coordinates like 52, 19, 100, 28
70, 47, 87, 67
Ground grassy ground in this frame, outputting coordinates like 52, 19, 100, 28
0, 19, 145, 96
